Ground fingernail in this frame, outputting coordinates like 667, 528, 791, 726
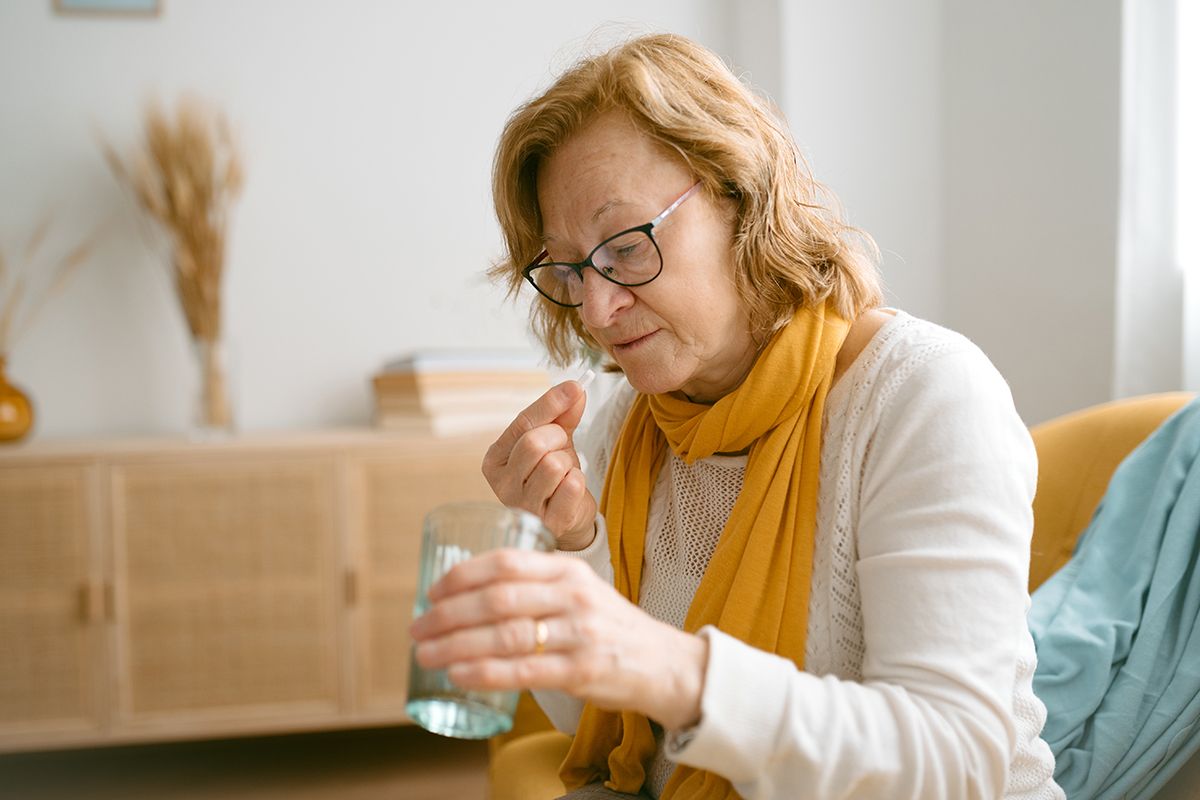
576, 368, 596, 390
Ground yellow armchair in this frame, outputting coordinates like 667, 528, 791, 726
487, 392, 1197, 800
1027, 392, 1194, 592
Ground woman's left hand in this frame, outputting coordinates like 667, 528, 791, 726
408, 549, 708, 731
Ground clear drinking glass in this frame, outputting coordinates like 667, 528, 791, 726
406, 502, 555, 739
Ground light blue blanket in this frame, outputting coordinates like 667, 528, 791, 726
1030, 398, 1200, 799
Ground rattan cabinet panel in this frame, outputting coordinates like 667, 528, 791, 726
0, 464, 103, 736
0, 430, 495, 751
111, 458, 341, 721
353, 442, 495, 711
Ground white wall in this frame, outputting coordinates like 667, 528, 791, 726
3, 0, 1139, 437
727, 0, 946, 322
748, 0, 1143, 426
778, 0, 945, 323
0, 0, 733, 437
943, 1, 1124, 425
3, 0, 960, 439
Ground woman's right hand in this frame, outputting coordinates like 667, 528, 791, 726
482, 380, 597, 550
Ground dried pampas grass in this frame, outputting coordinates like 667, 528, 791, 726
0, 216, 96, 355
102, 95, 243, 343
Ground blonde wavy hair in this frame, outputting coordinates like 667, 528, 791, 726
490, 33, 884, 366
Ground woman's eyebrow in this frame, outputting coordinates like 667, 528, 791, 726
541, 200, 632, 244
591, 199, 629, 222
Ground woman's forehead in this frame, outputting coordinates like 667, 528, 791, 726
541, 134, 647, 194
544, 112, 683, 183
539, 196, 634, 246
536, 116, 687, 234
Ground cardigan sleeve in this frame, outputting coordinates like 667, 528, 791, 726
667, 342, 1040, 800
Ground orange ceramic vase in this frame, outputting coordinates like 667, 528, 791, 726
0, 356, 34, 443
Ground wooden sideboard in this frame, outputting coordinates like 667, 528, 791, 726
0, 429, 497, 752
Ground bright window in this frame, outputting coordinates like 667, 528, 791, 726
1179, 0, 1197, 272
1182, 0, 1200, 389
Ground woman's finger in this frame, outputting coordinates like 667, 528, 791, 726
411, 578, 565, 640
505, 424, 572, 492
521, 449, 575, 514
554, 382, 588, 440
426, 548, 572, 602
446, 652, 579, 693
483, 381, 584, 470
415, 614, 575, 669
487, 424, 570, 507
542, 467, 592, 536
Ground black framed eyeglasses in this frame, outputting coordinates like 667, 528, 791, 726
521, 181, 702, 308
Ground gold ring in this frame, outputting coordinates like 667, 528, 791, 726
534, 619, 549, 655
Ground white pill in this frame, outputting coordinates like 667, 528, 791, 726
576, 368, 596, 390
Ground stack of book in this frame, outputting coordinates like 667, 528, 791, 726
371, 350, 551, 436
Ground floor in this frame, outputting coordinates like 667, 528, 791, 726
0, 726, 489, 800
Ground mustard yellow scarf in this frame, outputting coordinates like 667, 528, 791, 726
560, 303, 850, 798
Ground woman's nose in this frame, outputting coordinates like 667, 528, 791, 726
577, 268, 634, 328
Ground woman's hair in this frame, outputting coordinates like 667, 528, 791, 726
490, 33, 884, 366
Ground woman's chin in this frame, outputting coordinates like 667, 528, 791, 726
621, 367, 684, 398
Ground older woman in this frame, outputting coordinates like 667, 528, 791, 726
409, 34, 1064, 800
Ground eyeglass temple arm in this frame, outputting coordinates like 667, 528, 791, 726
650, 181, 703, 228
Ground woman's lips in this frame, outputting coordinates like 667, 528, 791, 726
613, 331, 658, 352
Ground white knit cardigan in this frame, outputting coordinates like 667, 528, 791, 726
534, 311, 1064, 800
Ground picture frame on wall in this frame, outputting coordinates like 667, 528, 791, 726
54, 0, 160, 16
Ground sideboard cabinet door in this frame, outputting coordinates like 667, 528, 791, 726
351, 438, 495, 713
0, 463, 105, 741
109, 456, 343, 730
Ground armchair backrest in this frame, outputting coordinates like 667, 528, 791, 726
1028, 392, 1195, 591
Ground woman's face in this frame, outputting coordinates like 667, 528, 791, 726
537, 112, 757, 403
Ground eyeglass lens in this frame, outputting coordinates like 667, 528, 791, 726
531, 230, 661, 306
